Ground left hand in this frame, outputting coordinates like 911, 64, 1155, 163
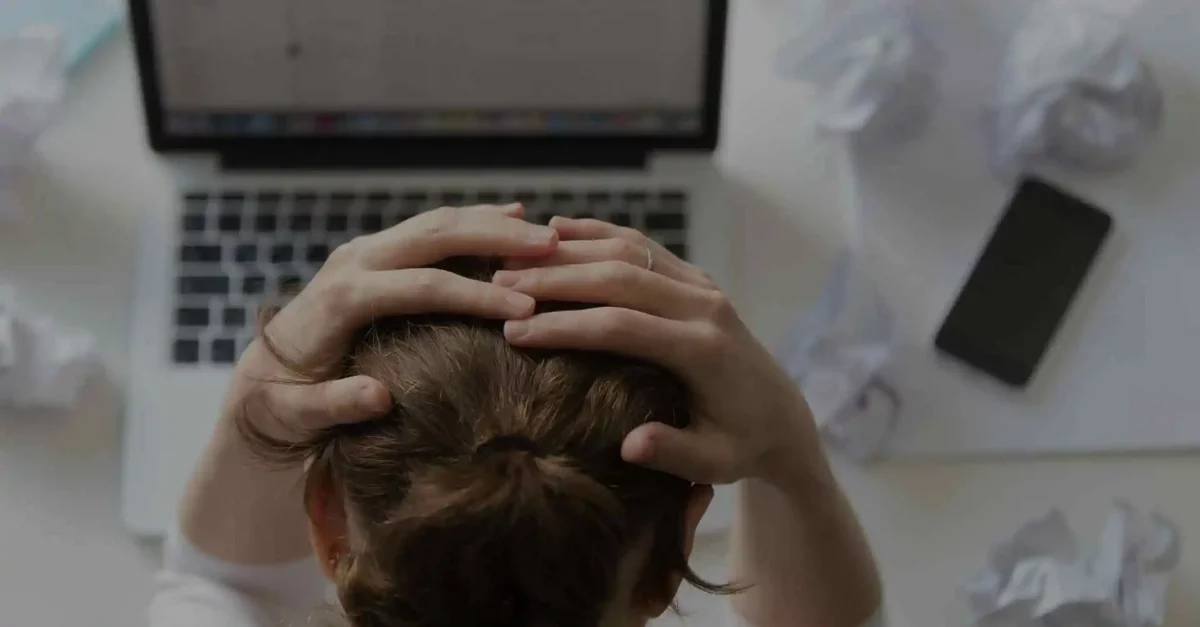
493, 217, 822, 487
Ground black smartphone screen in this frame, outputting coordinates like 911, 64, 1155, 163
935, 178, 1113, 387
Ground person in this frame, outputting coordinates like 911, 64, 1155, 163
148, 205, 883, 627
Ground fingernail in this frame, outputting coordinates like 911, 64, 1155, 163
504, 202, 524, 210
493, 270, 519, 287
360, 381, 392, 415
506, 293, 535, 315
505, 320, 530, 341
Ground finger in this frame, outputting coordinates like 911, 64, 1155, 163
348, 268, 536, 324
363, 208, 557, 269
265, 375, 392, 432
548, 216, 626, 241
502, 239, 696, 284
550, 217, 714, 287
622, 423, 740, 485
503, 307, 698, 370
470, 203, 525, 218
493, 262, 711, 320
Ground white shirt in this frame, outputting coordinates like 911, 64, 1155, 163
148, 529, 885, 627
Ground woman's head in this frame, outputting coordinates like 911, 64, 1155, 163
245, 258, 730, 627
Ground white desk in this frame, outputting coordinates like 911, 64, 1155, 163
1, 4, 1197, 626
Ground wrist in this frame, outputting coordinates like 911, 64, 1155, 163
757, 401, 835, 496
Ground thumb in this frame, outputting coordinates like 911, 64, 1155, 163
268, 375, 392, 432
621, 423, 737, 485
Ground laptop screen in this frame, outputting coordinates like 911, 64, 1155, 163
145, 0, 712, 140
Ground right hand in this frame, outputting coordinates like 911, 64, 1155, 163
493, 217, 824, 486
226, 204, 558, 443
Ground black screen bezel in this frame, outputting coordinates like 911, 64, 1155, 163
935, 177, 1114, 387
128, 0, 729, 164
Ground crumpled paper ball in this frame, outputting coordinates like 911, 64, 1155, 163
777, 253, 899, 460
960, 500, 1182, 627
777, 0, 942, 147
0, 286, 98, 412
0, 26, 65, 219
988, 1, 1163, 178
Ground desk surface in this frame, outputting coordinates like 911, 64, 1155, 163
0, 4, 1197, 626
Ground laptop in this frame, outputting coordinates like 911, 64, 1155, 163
122, 0, 735, 536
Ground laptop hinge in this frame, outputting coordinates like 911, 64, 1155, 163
219, 146, 649, 172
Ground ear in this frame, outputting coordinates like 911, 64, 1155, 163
307, 468, 351, 580
681, 484, 714, 560
641, 485, 715, 619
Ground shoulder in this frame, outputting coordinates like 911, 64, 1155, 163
148, 527, 334, 627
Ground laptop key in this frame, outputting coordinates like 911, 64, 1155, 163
534, 212, 555, 226
180, 245, 222, 264
256, 191, 283, 209
401, 192, 429, 213
326, 213, 349, 232
243, 274, 267, 295
367, 191, 392, 208
306, 244, 330, 264
234, 244, 258, 263
218, 213, 243, 233
573, 212, 595, 221
223, 307, 248, 329
176, 307, 210, 328
360, 212, 384, 233
477, 190, 503, 204
211, 338, 237, 365
665, 243, 689, 261
330, 192, 356, 212
514, 190, 539, 204
586, 192, 611, 209
173, 339, 200, 365
645, 213, 687, 231
659, 191, 687, 211
440, 191, 467, 206
278, 274, 304, 292
179, 275, 229, 295
294, 192, 319, 211
182, 213, 207, 232
271, 244, 294, 263
609, 212, 632, 227
220, 192, 245, 210
254, 213, 278, 232
184, 192, 209, 205
290, 213, 313, 232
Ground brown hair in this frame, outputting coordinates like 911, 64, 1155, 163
242, 258, 734, 627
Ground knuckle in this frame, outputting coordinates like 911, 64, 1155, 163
610, 238, 641, 263
703, 290, 737, 325
407, 269, 441, 298
695, 269, 719, 290
424, 206, 461, 236
318, 274, 360, 311
615, 226, 644, 242
595, 308, 633, 337
689, 322, 726, 360
599, 260, 637, 283
327, 238, 362, 265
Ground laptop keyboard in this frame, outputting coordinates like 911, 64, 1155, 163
173, 187, 690, 365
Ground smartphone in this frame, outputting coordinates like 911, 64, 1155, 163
935, 177, 1113, 387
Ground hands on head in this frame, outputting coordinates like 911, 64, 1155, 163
231, 203, 820, 487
